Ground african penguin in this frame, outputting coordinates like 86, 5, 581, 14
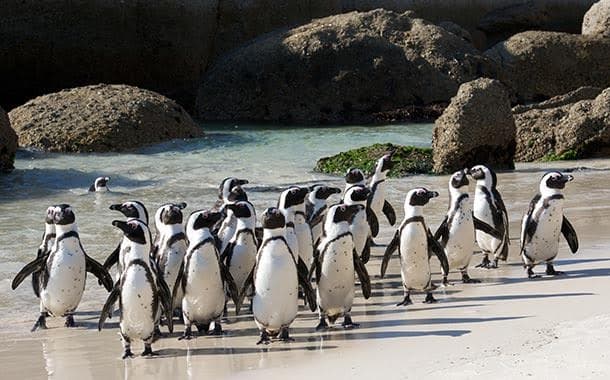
246, 207, 316, 344
306, 184, 341, 248
98, 219, 173, 358
104, 200, 150, 273
381, 188, 449, 306
31, 206, 56, 298
12, 204, 113, 331
367, 152, 396, 237
278, 186, 310, 265
520, 171, 578, 278
314, 204, 371, 331
343, 185, 373, 264
344, 167, 366, 193
89, 176, 110, 192
470, 165, 510, 269
218, 185, 249, 254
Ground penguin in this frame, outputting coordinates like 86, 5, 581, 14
305, 184, 341, 248
103, 200, 150, 273
12, 204, 113, 331
344, 167, 366, 193
343, 185, 373, 264
177, 210, 240, 339
470, 165, 510, 269
241, 207, 316, 344
380, 188, 449, 306
98, 219, 173, 358
278, 186, 312, 268
434, 169, 502, 285
218, 177, 249, 206
218, 185, 249, 254
220, 200, 259, 313
89, 176, 110, 192
314, 204, 371, 330
520, 171, 578, 278
153, 202, 188, 312
31, 206, 56, 298
367, 152, 396, 237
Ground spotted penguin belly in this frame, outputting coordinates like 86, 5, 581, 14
317, 237, 355, 318
182, 249, 225, 323
120, 265, 156, 341
525, 204, 563, 263
42, 249, 86, 317
400, 225, 431, 290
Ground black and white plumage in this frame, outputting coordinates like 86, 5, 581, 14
343, 185, 373, 264
381, 188, 448, 306
306, 184, 341, 247
344, 167, 366, 193
217, 183, 249, 253
520, 171, 578, 278
278, 186, 312, 267
367, 153, 396, 237
471, 165, 510, 269
104, 200, 150, 273
88, 176, 110, 192
31, 206, 56, 298
12, 204, 113, 331
98, 219, 173, 359
314, 204, 371, 331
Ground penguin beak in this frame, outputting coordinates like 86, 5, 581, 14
112, 220, 130, 234
347, 204, 364, 223
109, 204, 122, 211
427, 191, 439, 199
237, 179, 249, 186
564, 174, 574, 182
177, 202, 187, 210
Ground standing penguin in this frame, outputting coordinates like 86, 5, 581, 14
367, 153, 396, 237
470, 165, 510, 269
381, 188, 449, 306
306, 184, 341, 247
13, 204, 113, 331
98, 220, 173, 358
344, 168, 366, 193
218, 185, 249, 253
278, 186, 311, 267
314, 204, 371, 330
221, 201, 258, 313
89, 176, 111, 192
343, 185, 373, 264
520, 171, 578, 278
243, 207, 316, 344
434, 170, 502, 285
153, 202, 188, 312
31, 206, 56, 298
178, 210, 240, 339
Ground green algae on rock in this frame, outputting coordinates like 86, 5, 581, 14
314, 143, 433, 177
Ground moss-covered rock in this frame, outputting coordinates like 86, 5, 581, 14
314, 143, 433, 177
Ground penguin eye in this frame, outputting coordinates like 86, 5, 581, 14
340, 206, 346, 212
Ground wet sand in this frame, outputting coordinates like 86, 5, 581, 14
1, 161, 610, 379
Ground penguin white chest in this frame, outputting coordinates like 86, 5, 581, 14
295, 218, 314, 266
350, 211, 369, 256
182, 246, 225, 323
228, 234, 258, 291
445, 209, 475, 270
120, 264, 156, 341
160, 240, 187, 307
473, 196, 500, 252
525, 200, 564, 262
370, 182, 386, 214
317, 235, 355, 317
42, 242, 86, 316
400, 223, 431, 290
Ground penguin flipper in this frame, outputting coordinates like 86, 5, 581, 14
367, 208, 380, 238
236, 268, 255, 313
85, 255, 114, 291
427, 228, 449, 276
220, 241, 235, 264
353, 250, 371, 299
102, 243, 121, 271
296, 258, 317, 312
31, 248, 44, 297
382, 200, 396, 226
434, 216, 449, 248
361, 236, 372, 264
380, 229, 400, 278
219, 261, 241, 314
308, 212, 325, 230
158, 275, 174, 334
88, 184, 96, 192
561, 216, 579, 254
12, 255, 47, 290
473, 216, 503, 240
98, 282, 120, 331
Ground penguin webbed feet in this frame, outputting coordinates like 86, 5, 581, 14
396, 294, 413, 307
31, 313, 48, 332
440, 277, 453, 287
278, 327, 294, 343
341, 315, 359, 329
210, 321, 223, 336
178, 325, 194, 340
545, 264, 565, 276
475, 255, 498, 269
423, 293, 437, 304
461, 273, 481, 284
257, 331, 271, 345
527, 267, 541, 279
315, 317, 330, 331
141, 344, 158, 358
122, 348, 135, 359
64, 315, 76, 328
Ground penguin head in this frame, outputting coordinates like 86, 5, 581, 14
112, 219, 149, 245
191, 210, 223, 230
345, 168, 366, 186
224, 201, 255, 219
52, 204, 76, 225
45, 205, 55, 224
261, 207, 285, 230
375, 151, 395, 174
450, 169, 470, 191
109, 200, 149, 224
219, 177, 249, 203
540, 171, 573, 192
406, 187, 439, 207
328, 204, 364, 225
89, 176, 110, 192
309, 184, 341, 201
344, 185, 371, 204
156, 202, 187, 226
227, 185, 248, 202
469, 165, 496, 189
278, 186, 309, 209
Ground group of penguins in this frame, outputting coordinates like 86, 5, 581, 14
11, 152, 581, 359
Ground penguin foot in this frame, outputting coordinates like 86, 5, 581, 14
210, 322, 223, 336
341, 316, 359, 329
152, 326, 164, 341
257, 331, 271, 345
396, 295, 413, 307
31, 313, 48, 332
527, 267, 541, 279
64, 315, 76, 328
462, 274, 481, 284
315, 318, 329, 331
179, 325, 193, 340
546, 264, 565, 276
141, 344, 157, 357
196, 323, 210, 334
440, 277, 453, 287
278, 328, 294, 343
423, 293, 437, 304
475, 255, 491, 268
122, 349, 135, 359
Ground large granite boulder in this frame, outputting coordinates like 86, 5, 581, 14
197, 9, 492, 124
9, 85, 203, 153
485, 31, 610, 102
514, 87, 610, 161
0, 106, 18, 173
432, 78, 515, 174
583, 0, 610, 37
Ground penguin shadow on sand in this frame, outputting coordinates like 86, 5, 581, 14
154, 344, 339, 358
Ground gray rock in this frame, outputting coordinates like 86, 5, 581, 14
197, 9, 492, 124
0, 106, 18, 173
583, 0, 610, 37
513, 86, 603, 114
432, 78, 515, 174
485, 31, 610, 102
9, 84, 203, 153
438, 21, 472, 42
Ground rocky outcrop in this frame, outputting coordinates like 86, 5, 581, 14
0, 106, 18, 173
583, 0, 610, 37
9, 85, 203, 153
432, 78, 515, 174
485, 31, 610, 102
514, 87, 610, 161
197, 9, 492, 124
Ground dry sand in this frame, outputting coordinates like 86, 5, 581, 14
1, 162, 610, 379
